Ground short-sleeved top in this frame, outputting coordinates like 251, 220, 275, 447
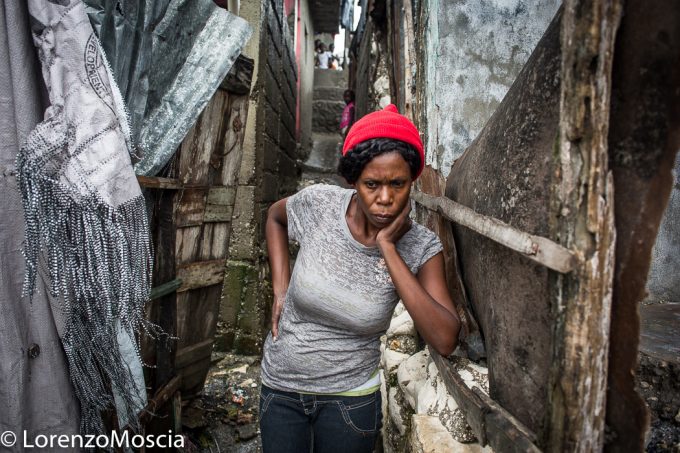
260, 184, 443, 393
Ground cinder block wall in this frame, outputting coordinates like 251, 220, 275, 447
217, 0, 300, 354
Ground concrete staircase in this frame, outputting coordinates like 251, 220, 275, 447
300, 69, 348, 187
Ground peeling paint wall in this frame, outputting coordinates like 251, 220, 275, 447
647, 155, 680, 302
297, 0, 315, 158
423, 0, 561, 177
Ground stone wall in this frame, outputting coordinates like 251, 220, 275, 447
217, 0, 300, 354
380, 303, 491, 453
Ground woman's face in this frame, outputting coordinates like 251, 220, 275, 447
353, 152, 413, 229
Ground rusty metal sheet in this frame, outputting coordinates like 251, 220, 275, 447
444, 11, 563, 436
604, 1, 680, 450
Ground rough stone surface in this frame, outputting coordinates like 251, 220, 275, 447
311, 100, 345, 132
383, 348, 411, 374
304, 133, 342, 172
397, 350, 429, 408
387, 310, 416, 338
388, 387, 407, 435
313, 86, 346, 101
411, 415, 492, 453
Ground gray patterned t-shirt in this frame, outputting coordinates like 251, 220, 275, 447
260, 184, 443, 393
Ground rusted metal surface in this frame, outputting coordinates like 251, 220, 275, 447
604, 1, 680, 450
416, 166, 486, 361
412, 190, 578, 274
445, 11, 563, 437
547, 0, 621, 450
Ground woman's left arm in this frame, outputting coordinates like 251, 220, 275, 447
377, 206, 461, 356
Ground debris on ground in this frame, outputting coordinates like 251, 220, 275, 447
180, 353, 262, 453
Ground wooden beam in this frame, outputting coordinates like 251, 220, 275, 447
219, 54, 254, 95
430, 348, 541, 452
176, 259, 226, 292
137, 175, 183, 190
148, 278, 183, 301
136, 375, 182, 427
411, 190, 579, 274
175, 338, 214, 369
547, 0, 621, 450
204, 186, 236, 222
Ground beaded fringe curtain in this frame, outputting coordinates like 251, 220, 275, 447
17, 0, 159, 435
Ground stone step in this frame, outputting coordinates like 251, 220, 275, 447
304, 132, 343, 173
313, 86, 346, 102
312, 100, 345, 133
313, 67, 347, 88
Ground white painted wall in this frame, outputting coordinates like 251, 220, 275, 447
423, 0, 561, 177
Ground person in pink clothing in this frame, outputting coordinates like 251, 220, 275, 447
340, 89, 355, 136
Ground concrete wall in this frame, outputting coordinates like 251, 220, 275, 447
297, 0, 315, 158
218, 0, 300, 354
422, 0, 561, 176
647, 154, 680, 302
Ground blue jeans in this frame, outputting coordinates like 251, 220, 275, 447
259, 384, 383, 453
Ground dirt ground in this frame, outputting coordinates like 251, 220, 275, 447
637, 353, 680, 452
180, 353, 263, 453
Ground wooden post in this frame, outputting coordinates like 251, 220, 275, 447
547, 0, 621, 450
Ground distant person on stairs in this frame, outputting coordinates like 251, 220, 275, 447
340, 89, 355, 136
259, 104, 461, 453
316, 43, 334, 69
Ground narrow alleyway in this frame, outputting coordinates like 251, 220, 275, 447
180, 63, 350, 452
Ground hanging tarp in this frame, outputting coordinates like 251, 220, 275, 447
83, 0, 172, 155
133, 1, 252, 176
82, 1, 252, 176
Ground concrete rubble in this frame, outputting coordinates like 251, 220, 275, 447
381, 302, 491, 451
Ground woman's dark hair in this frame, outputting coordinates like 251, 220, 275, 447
343, 89, 355, 102
338, 138, 421, 184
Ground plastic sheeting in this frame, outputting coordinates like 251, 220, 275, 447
84, 0, 252, 176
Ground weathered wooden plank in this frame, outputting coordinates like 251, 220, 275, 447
204, 186, 236, 222
218, 97, 249, 186
431, 348, 541, 452
412, 190, 579, 274
175, 188, 208, 227
547, 0, 621, 450
219, 54, 254, 95
430, 351, 487, 444
201, 222, 230, 260
137, 175, 183, 190
176, 259, 226, 292
137, 375, 182, 427
473, 388, 541, 453
178, 91, 230, 186
151, 189, 178, 390
175, 338, 214, 369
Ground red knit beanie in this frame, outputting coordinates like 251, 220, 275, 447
342, 104, 425, 178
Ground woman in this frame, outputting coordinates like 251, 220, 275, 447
260, 104, 460, 453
